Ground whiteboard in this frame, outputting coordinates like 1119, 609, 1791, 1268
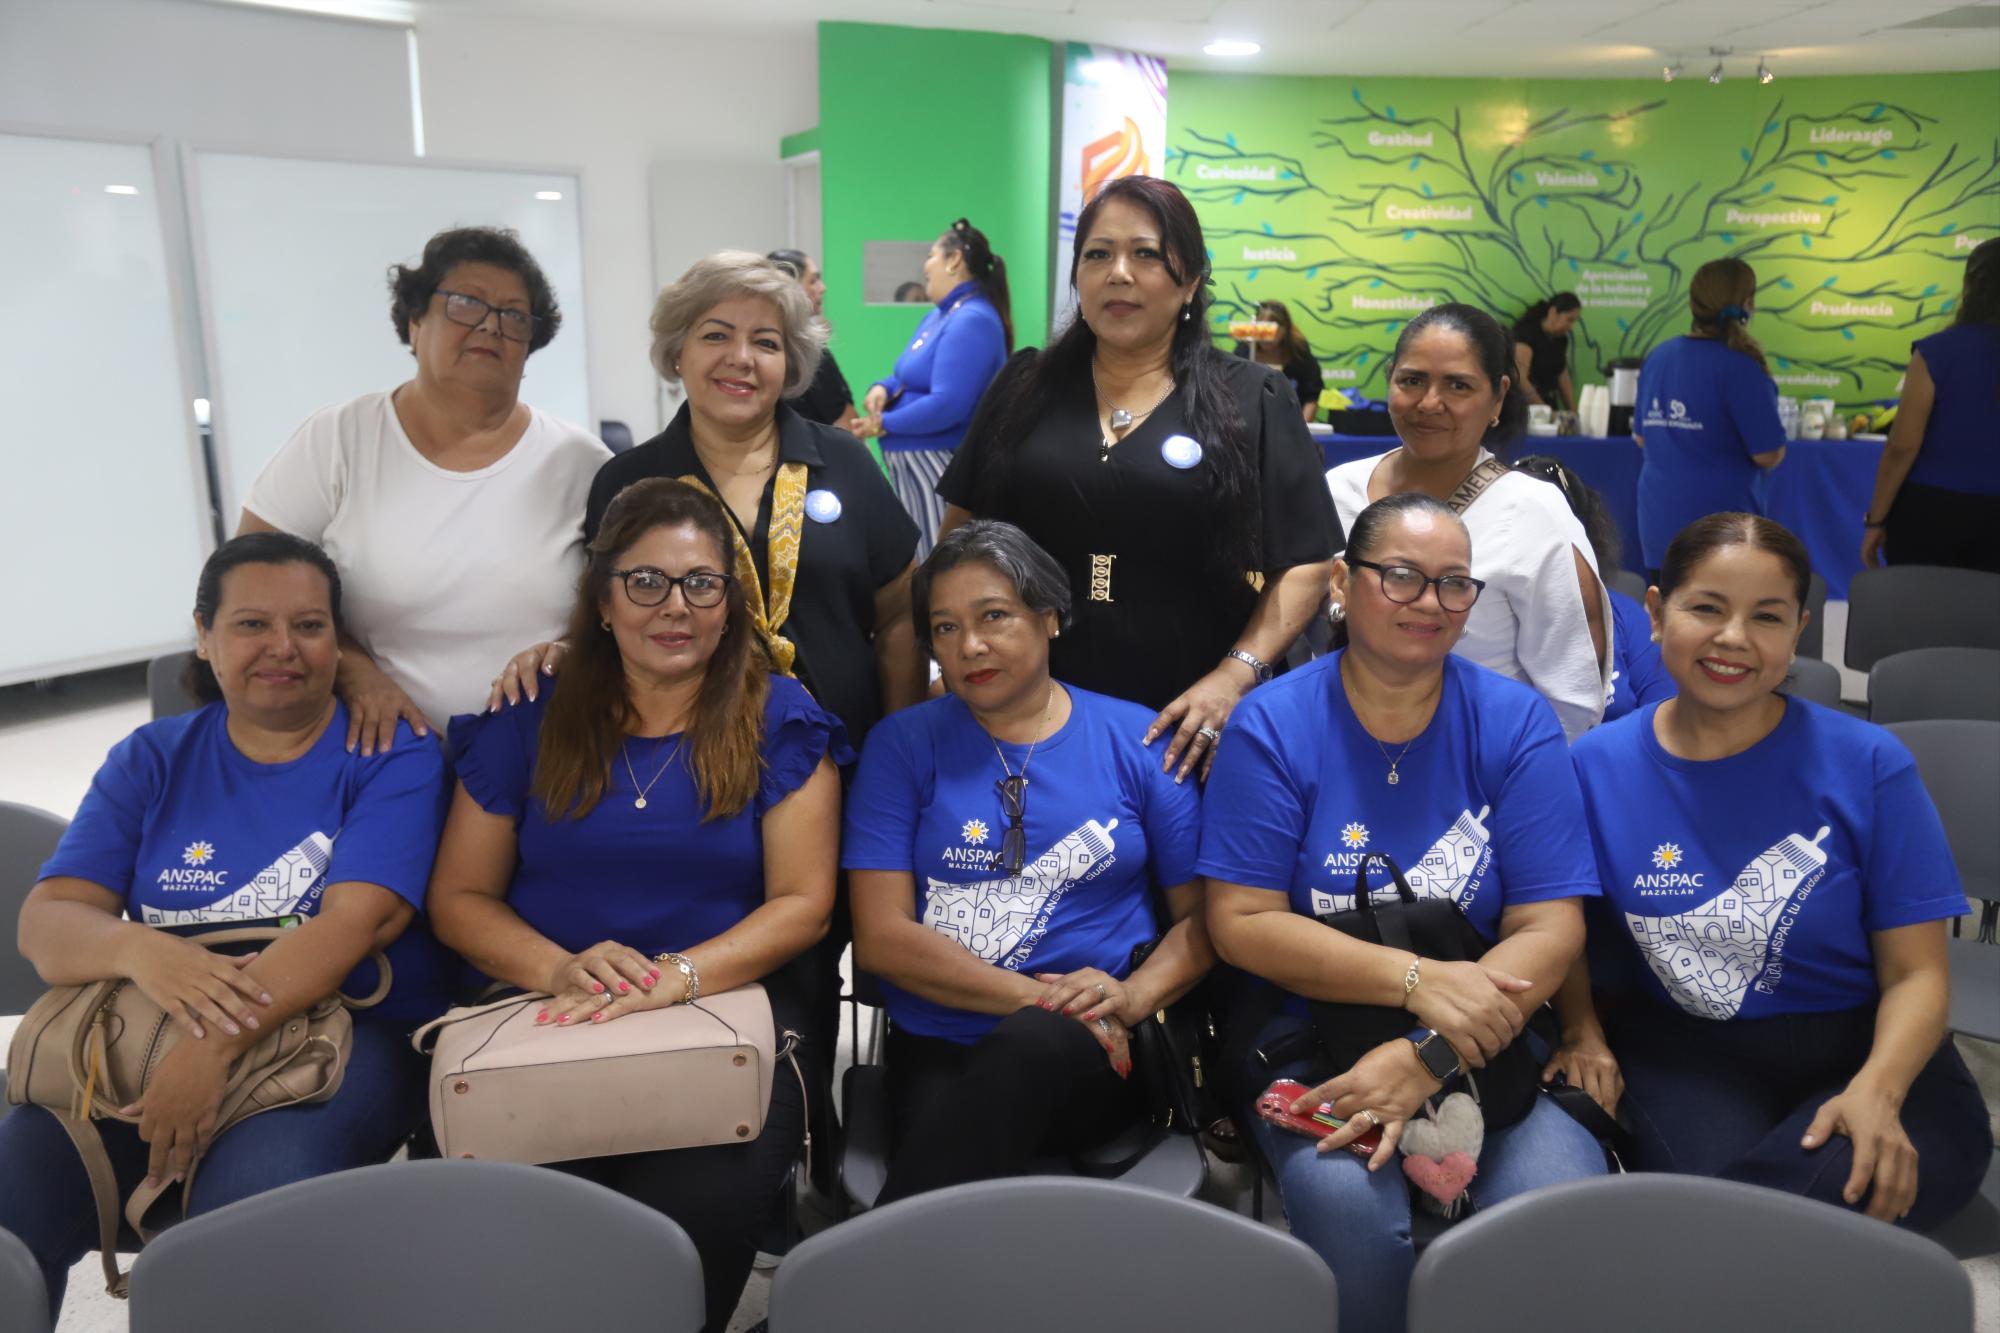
0, 130, 211, 686
188, 151, 591, 520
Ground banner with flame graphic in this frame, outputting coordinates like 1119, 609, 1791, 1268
1055, 43, 1168, 314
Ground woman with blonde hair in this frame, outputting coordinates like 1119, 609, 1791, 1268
1632, 258, 1788, 574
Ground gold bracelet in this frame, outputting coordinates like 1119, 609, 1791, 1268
1402, 956, 1422, 1002
652, 951, 700, 1005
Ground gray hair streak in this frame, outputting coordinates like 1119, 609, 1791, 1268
649, 250, 827, 399
911, 519, 1073, 655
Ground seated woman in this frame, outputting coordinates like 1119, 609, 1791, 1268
1556, 513, 1992, 1227
427, 477, 843, 1333
1201, 494, 1606, 1333
1, 533, 450, 1314
844, 520, 1214, 1203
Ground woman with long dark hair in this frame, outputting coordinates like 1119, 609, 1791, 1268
1861, 237, 2000, 572
937, 176, 1339, 782
1632, 258, 1787, 574
1233, 298, 1325, 423
1512, 291, 1582, 414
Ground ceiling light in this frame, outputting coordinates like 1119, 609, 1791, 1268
1708, 61, 1725, 84
104, 184, 139, 195
1203, 39, 1261, 57
1662, 61, 1682, 83
1757, 59, 1774, 83
534, 190, 563, 201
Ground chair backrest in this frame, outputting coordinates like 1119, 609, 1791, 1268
1609, 568, 1648, 604
600, 419, 636, 453
1408, 1174, 1971, 1333
1779, 655, 1844, 709
770, 1176, 1335, 1332
1844, 564, 2000, 671
1870, 647, 2000, 724
0, 801, 68, 1014
129, 1161, 705, 1333
1889, 720, 2000, 906
146, 652, 202, 720
0, 1225, 49, 1333
1797, 569, 1827, 660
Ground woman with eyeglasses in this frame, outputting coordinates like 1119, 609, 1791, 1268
1202, 493, 1606, 1332
855, 219, 1014, 558
240, 226, 608, 753
428, 478, 846, 1332
1327, 304, 1611, 740
844, 520, 1214, 1202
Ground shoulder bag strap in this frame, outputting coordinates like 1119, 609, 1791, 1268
1445, 456, 1511, 515
47, 1111, 131, 1297
410, 991, 545, 1055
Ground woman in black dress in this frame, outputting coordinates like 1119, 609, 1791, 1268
1511, 291, 1581, 415
937, 176, 1340, 782
1232, 299, 1325, 424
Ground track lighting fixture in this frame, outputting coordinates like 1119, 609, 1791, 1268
1663, 61, 1683, 83
1757, 58, 1774, 84
1709, 61, 1725, 84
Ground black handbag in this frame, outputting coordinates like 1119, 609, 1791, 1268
1125, 937, 1224, 1135
1305, 852, 1541, 1130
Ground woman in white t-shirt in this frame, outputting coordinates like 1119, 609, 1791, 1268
240, 227, 608, 751
1327, 304, 1609, 739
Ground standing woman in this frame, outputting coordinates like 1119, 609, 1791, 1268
857, 219, 1012, 557
1233, 299, 1326, 423
1326, 305, 1611, 740
1512, 292, 1582, 415
1633, 258, 1787, 575
1861, 237, 2000, 573
767, 248, 859, 433
241, 226, 608, 750
939, 176, 1339, 780
1555, 514, 1991, 1227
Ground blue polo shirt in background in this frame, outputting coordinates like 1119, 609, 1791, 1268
1634, 335, 1787, 567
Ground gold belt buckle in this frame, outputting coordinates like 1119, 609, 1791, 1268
1088, 553, 1116, 602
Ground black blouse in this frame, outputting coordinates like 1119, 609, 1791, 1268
585, 403, 919, 743
791, 348, 855, 428
938, 352, 1342, 713
1511, 320, 1570, 403
1231, 342, 1325, 416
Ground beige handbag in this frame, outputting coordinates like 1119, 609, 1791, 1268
412, 983, 805, 1169
4, 926, 390, 1297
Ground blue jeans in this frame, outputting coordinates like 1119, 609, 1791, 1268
1246, 1035, 1607, 1333
0, 1016, 424, 1313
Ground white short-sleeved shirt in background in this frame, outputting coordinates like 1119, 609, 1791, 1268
246, 391, 609, 729
1327, 449, 1610, 741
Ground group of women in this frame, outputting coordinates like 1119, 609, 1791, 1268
5, 179, 1993, 1333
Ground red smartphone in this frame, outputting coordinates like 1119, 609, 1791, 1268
1256, 1079, 1383, 1157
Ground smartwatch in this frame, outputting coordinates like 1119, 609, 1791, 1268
1407, 1027, 1461, 1083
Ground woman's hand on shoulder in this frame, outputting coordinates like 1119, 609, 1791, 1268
1293, 1039, 1439, 1168
121, 931, 273, 1040
487, 640, 568, 711
535, 940, 661, 1026
1540, 1027, 1625, 1115
338, 656, 430, 756
1403, 958, 1533, 1067
1145, 664, 1251, 784
1802, 1081, 1921, 1222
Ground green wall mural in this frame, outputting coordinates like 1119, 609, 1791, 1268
1166, 71, 1999, 408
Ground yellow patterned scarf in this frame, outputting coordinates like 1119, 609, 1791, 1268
677, 463, 807, 675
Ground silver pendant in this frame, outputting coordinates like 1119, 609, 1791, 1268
1110, 407, 1133, 431
635, 797, 648, 809
1386, 770, 1400, 786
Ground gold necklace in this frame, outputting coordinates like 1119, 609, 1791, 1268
1372, 734, 1417, 785
621, 736, 680, 809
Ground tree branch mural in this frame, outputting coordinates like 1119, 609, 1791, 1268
1168, 74, 1999, 405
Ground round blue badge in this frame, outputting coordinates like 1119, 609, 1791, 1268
1160, 435, 1203, 470
805, 489, 843, 524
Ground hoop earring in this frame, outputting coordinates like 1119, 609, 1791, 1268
601, 620, 612, 632
1328, 601, 1345, 623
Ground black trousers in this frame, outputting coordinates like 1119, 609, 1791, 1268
1883, 482, 2000, 574
878, 1004, 1141, 1205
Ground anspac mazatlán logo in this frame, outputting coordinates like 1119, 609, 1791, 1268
1652, 842, 1684, 870
183, 840, 216, 867
961, 819, 989, 846
1341, 822, 1369, 850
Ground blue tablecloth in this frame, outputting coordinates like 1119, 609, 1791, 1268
1315, 433, 1881, 599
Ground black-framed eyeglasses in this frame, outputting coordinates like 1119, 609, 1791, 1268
994, 775, 1029, 874
611, 567, 733, 608
435, 289, 536, 343
1349, 559, 1487, 613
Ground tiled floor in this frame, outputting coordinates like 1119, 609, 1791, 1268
4, 631, 1996, 1332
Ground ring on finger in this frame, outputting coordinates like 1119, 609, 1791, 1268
1358, 1109, 1381, 1129
1195, 726, 1221, 744
1094, 982, 1106, 998
1096, 1017, 1111, 1036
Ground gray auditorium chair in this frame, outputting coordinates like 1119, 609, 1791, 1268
1869, 647, 2000, 724
146, 651, 202, 719
1, 801, 66, 1016
0, 1226, 50, 1333
769, 1176, 1336, 1332
1408, 1174, 1970, 1333
1844, 565, 2000, 672
1779, 655, 1844, 708
128, 1161, 705, 1332
1889, 721, 2000, 910
600, 419, 636, 453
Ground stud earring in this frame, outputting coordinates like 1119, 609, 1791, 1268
1329, 601, 1345, 623
601, 619, 612, 632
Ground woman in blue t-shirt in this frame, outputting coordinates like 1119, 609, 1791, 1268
1633, 258, 1789, 573
845, 520, 1213, 1203
2, 533, 450, 1313
1201, 494, 1605, 1333
1861, 237, 2000, 574
1558, 513, 1991, 1227
428, 478, 846, 1332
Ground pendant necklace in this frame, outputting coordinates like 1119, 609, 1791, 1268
1090, 360, 1176, 463
622, 736, 679, 809
1373, 733, 1417, 785
986, 683, 1056, 873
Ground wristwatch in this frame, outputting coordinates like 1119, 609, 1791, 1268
1225, 648, 1273, 682
1407, 1028, 1462, 1083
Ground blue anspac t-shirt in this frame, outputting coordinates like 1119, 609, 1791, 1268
1635, 336, 1787, 566
1603, 588, 1674, 723
1198, 652, 1600, 972
450, 674, 847, 960
1570, 700, 1967, 1021
40, 702, 452, 1022
842, 685, 1201, 1043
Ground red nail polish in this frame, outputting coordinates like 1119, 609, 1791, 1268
536, 1012, 549, 1024
1083, 1011, 1097, 1022
640, 977, 654, 989
591, 982, 606, 994
591, 1012, 606, 1023
558, 1014, 572, 1025
617, 982, 631, 993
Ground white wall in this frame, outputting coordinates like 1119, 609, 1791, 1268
0, 0, 818, 437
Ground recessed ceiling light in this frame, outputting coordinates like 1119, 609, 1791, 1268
1203, 39, 1261, 57
534, 190, 563, 201
104, 184, 139, 195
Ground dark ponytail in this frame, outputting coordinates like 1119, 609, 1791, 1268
185, 532, 344, 704
939, 219, 1014, 352
1516, 291, 1581, 331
